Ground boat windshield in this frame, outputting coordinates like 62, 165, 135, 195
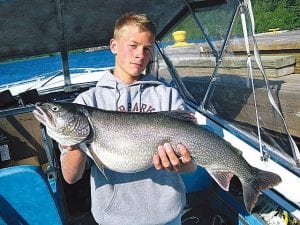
0, 49, 114, 96
153, 0, 300, 171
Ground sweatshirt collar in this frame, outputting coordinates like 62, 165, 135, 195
96, 70, 163, 89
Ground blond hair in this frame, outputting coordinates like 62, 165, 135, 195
113, 12, 156, 39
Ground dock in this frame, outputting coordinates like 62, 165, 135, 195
232, 29, 300, 74
159, 30, 300, 145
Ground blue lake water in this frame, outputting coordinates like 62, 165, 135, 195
0, 50, 115, 86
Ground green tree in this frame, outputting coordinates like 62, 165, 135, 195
252, 0, 300, 32
163, 0, 300, 42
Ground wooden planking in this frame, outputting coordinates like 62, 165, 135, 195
256, 52, 300, 74
217, 66, 295, 77
161, 55, 296, 77
236, 103, 300, 139
167, 56, 296, 69
230, 30, 300, 51
158, 68, 300, 138
233, 29, 300, 73
164, 30, 300, 73
169, 64, 295, 78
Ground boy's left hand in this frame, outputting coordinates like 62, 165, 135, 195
153, 143, 197, 172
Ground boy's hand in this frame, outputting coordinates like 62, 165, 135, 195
153, 143, 196, 172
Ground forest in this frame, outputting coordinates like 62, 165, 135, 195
252, 0, 300, 32
168, 0, 300, 41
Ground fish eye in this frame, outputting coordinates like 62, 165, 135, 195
51, 106, 59, 112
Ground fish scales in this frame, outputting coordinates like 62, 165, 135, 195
89, 111, 213, 171
33, 102, 282, 213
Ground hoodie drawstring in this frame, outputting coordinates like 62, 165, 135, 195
115, 82, 121, 111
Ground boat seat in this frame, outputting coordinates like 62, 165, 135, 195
0, 165, 63, 225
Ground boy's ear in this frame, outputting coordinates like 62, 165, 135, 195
110, 39, 117, 54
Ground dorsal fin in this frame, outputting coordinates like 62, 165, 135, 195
160, 110, 197, 123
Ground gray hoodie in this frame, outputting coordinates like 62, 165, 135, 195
73, 70, 186, 225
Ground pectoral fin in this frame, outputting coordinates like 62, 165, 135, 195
79, 143, 108, 180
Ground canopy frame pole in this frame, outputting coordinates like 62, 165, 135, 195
155, 42, 196, 103
182, 0, 241, 111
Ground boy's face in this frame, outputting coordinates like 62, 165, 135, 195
110, 25, 155, 84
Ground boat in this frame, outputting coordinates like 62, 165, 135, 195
0, 0, 300, 224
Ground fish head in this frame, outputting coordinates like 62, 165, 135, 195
33, 102, 91, 146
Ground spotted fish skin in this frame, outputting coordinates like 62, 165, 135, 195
33, 102, 282, 213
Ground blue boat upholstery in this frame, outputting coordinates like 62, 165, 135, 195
0, 165, 63, 225
181, 166, 213, 193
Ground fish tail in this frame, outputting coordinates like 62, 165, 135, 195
242, 168, 282, 213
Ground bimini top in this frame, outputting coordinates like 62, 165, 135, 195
0, 0, 225, 61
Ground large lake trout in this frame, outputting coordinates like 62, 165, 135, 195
33, 102, 281, 212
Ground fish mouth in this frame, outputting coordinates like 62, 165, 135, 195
32, 104, 52, 125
